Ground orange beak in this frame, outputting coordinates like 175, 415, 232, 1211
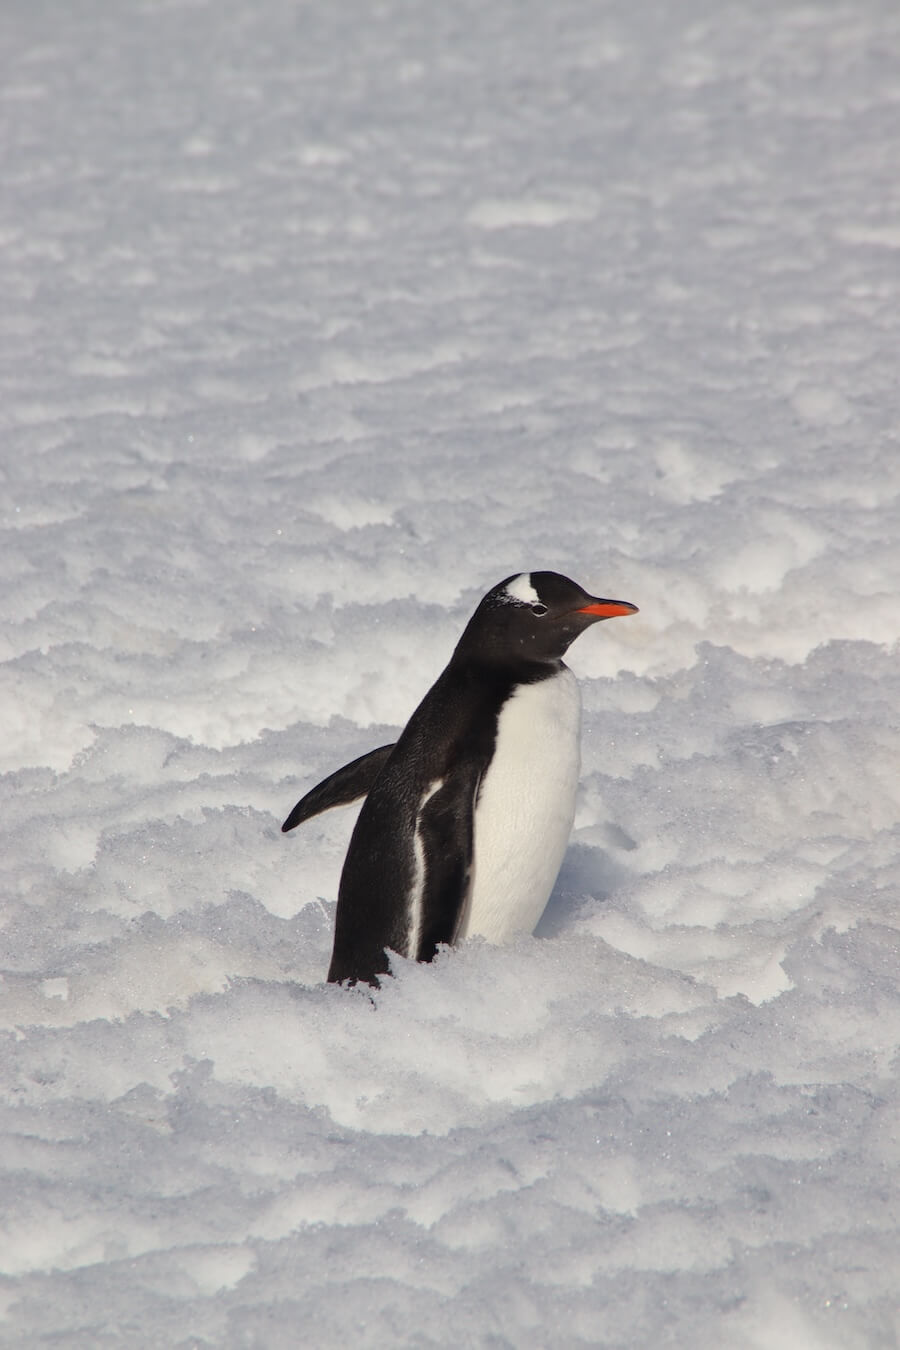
577, 599, 639, 619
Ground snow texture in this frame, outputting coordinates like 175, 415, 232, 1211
2, 0, 900, 1345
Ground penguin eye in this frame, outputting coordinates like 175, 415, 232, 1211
530, 603, 548, 617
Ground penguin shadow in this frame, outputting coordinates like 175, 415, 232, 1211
535, 827, 636, 939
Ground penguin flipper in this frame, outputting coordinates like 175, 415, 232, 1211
281, 743, 396, 833
411, 770, 481, 961
326, 766, 482, 985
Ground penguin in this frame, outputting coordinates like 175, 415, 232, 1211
282, 571, 638, 985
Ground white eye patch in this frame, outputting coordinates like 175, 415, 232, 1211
503, 573, 539, 605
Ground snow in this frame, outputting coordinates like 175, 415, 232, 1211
2, 0, 900, 1344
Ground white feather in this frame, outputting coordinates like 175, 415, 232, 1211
503, 573, 539, 604
458, 667, 581, 943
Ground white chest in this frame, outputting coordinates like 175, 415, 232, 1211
459, 666, 581, 943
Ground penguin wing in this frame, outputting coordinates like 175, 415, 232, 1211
411, 767, 483, 960
327, 761, 482, 984
281, 743, 396, 833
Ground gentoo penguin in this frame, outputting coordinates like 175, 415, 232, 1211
282, 572, 638, 985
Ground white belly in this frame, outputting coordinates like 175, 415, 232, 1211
459, 667, 581, 944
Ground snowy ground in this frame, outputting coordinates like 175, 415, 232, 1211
2, 0, 900, 1345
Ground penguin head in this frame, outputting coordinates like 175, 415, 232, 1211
457, 571, 638, 668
